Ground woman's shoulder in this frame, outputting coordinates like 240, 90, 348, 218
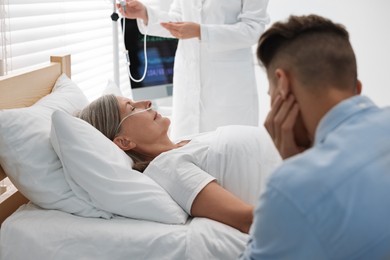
147, 132, 215, 172
171, 130, 215, 143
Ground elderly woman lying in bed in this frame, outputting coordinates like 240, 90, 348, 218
77, 95, 282, 233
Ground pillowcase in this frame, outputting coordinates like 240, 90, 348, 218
50, 110, 188, 224
102, 79, 124, 96
0, 74, 111, 218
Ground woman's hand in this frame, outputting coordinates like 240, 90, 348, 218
161, 22, 201, 39
117, 0, 148, 23
264, 94, 309, 159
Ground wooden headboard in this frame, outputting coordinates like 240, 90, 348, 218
0, 55, 71, 225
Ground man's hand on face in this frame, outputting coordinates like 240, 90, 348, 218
264, 94, 310, 159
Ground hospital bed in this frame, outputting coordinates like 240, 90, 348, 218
0, 55, 250, 260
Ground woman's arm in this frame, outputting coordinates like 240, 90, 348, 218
144, 150, 253, 233
191, 181, 253, 233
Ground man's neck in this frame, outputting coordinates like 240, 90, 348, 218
299, 88, 357, 141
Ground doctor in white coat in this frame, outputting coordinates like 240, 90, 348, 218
118, 0, 270, 139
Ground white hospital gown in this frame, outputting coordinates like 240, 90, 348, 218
144, 125, 282, 214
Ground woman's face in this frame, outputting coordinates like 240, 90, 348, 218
115, 96, 171, 146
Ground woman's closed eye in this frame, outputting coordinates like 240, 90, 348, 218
126, 102, 136, 112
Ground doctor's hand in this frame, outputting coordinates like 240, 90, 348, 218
117, 0, 148, 24
161, 22, 201, 39
264, 94, 309, 160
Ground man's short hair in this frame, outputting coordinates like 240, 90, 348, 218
257, 14, 357, 91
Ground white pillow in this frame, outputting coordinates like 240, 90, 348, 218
50, 110, 188, 224
0, 74, 111, 218
102, 79, 124, 96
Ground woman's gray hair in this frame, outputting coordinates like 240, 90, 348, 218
76, 94, 120, 141
76, 94, 150, 172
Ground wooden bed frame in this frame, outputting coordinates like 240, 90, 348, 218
0, 55, 71, 225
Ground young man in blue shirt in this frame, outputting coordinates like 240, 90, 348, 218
241, 14, 390, 259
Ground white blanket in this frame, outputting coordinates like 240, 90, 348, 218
0, 203, 248, 260
208, 125, 282, 205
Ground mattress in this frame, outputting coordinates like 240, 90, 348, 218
0, 203, 248, 260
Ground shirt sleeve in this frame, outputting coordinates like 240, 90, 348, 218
200, 0, 270, 52
240, 186, 327, 260
136, 1, 182, 38
144, 155, 215, 214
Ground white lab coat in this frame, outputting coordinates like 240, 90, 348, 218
137, 0, 270, 139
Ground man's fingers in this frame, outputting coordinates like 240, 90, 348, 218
279, 103, 300, 159
273, 95, 295, 144
264, 95, 282, 138
281, 103, 299, 141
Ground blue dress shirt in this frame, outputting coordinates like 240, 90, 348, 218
241, 96, 390, 259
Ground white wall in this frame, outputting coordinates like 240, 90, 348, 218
256, 0, 390, 123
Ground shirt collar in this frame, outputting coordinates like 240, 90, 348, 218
314, 95, 376, 145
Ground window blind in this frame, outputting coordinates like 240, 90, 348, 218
1, 0, 132, 100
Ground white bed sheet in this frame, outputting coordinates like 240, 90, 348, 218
0, 203, 248, 260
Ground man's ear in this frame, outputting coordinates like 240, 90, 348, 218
274, 68, 291, 100
356, 79, 362, 95
113, 136, 136, 151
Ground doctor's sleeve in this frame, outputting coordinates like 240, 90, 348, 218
240, 187, 326, 260
136, 0, 182, 38
201, 0, 270, 52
